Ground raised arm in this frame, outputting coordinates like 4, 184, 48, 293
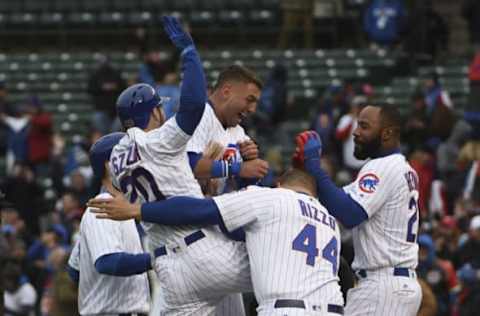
162, 16, 207, 135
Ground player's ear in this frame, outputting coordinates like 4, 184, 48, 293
381, 127, 392, 141
221, 83, 232, 99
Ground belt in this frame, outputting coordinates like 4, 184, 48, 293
356, 267, 415, 279
154, 230, 206, 258
274, 299, 344, 315
119, 314, 147, 316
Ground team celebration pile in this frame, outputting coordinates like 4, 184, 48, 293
2, 1, 480, 316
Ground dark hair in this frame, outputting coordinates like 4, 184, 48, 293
379, 105, 403, 136
213, 65, 263, 90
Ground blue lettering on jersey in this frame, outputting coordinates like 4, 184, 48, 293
111, 144, 141, 176
404, 171, 418, 192
298, 199, 336, 231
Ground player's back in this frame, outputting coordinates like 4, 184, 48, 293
109, 118, 205, 246
241, 187, 343, 312
77, 192, 150, 315
343, 153, 420, 271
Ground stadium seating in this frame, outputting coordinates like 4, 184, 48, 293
0, 48, 470, 147
0, 47, 471, 183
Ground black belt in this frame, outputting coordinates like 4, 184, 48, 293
119, 314, 147, 316
356, 267, 412, 279
274, 299, 344, 315
154, 230, 206, 258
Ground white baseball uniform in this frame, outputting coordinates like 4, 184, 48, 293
187, 102, 253, 315
68, 192, 150, 316
187, 103, 250, 194
342, 153, 422, 315
213, 186, 344, 316
109, 117, 252, 316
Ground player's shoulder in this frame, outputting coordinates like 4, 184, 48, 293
362, 153, 406, 171
81, 192, 113, 221
195, 102, 216, 126
141, 118, 180, 137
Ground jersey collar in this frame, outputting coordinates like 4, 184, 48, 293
372, 148, 401, 159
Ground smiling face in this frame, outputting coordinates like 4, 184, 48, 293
218, 81, 261, 128
352, 106, 384, 160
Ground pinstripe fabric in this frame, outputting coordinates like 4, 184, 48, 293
344, 271, 422, 316
70, 192, 150, 315
186, 102, 252, 315
110, 117, 252, 315
342, 154, 419, 271
110, 118, 206, 248
341, 153, 421, 315
213, 187, 344, 315
215, 294, 246, 316
187, 103, 250, 194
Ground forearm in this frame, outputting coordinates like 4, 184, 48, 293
175, 48, 207, 135
95, 252, 152, 276
189, 154, 241, 180
141, 196, 221, 225
306, 159, 368, 228
190, 155, 213, 179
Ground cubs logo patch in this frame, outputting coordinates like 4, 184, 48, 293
358, 173, 379, 193
223, 144, 239, 162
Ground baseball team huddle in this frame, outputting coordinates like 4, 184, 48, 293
68, 16, 423, 316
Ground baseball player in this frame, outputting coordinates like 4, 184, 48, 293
68, 132, 151, 316
186, 65, 269, 315
110, 16, 252, 315
88, 168, 345, 316
187, 64, 269, 195
294, 105, 422, 315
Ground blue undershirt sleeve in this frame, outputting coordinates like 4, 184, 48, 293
67, 265, 79, 284
175, 48, 207, 135
306, 159, 368, 228
141, 197, 245, 241
94, 252, 152, 276
188, 152, 203, 171
141, 197, 221, 226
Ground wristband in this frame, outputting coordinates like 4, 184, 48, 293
228, 161, 242, 177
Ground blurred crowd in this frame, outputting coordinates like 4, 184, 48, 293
2, 1, 480, 316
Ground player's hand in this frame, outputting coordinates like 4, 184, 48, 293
238, 140, 259, 161
87, 191, 141, 221
292, 130, 322, 169
162, 16, 194, 51
239, 159, 269, 179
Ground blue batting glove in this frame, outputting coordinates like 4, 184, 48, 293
162, 16, 194, 53
304, 131, 322, 161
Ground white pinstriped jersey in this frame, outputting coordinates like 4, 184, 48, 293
213, 186, 343, 309
109, 118, 206, 248
343, 153, 420, 271
69, 238, 80, 271
187, 103, 250, 193
68, 192, 150, 315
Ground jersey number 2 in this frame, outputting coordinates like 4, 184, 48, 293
407, 197, 419, 243
292, 224, 338, 275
